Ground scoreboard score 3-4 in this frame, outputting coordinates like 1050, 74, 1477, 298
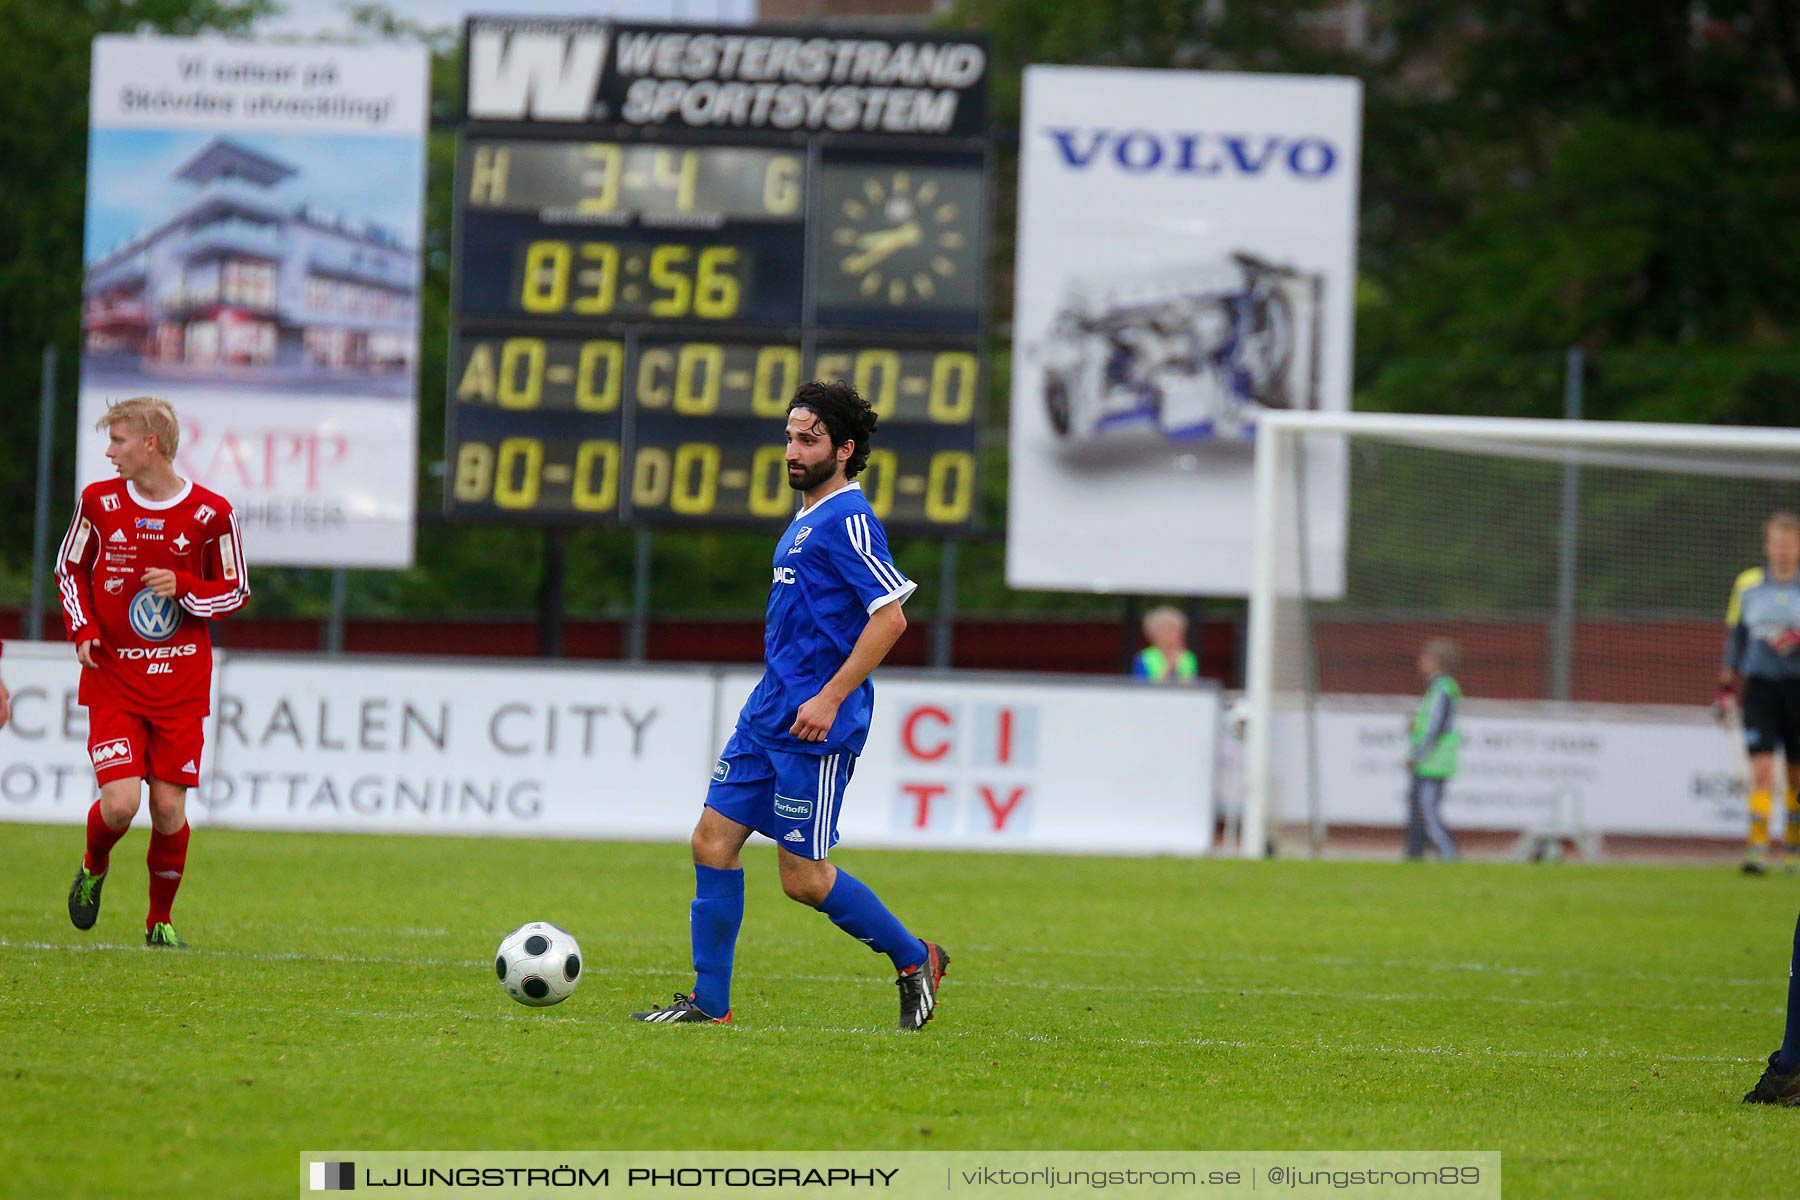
448, 18, 991, 532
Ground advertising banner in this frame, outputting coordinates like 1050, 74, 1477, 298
0, 640, 221, 828
2, 649, 1217, 855
79, 37, 430, 566
464, 17, 988, 138
1268, 699, 1749, 839
0, 647, 719, 839
7, 647, 1750, 845
1006, 66, 1361, 596
198, 658, 718, 839
721, 669, 1219, 855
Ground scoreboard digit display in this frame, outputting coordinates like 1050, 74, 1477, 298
448, 17, 991, 533
460, 141, 805, 221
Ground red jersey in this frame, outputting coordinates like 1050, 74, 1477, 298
55, 478, 251, 716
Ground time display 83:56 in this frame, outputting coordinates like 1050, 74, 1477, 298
517, 240, 745, 319
457, 215, 803, 325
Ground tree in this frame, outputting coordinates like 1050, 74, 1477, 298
957, 0, 1800, 427
1358, 2, 1800, 422
0, 0, 272, 606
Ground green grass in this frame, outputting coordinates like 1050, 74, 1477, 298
1, 822, 1796, 1198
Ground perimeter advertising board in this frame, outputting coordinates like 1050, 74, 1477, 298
1273, 700, 1751, 839
0, 648, 1216, 855
79, 37, 429, 566
3, 646, 1748, 844
718, 669, 1218, 855
1007, 66, 1361, 596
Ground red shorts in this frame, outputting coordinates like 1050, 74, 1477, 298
87, 708, 204, 788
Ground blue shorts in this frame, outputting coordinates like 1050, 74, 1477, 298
705, 730, 855, 860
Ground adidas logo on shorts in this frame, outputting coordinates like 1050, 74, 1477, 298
783, 829, 805, 843
181, 760, 197, 773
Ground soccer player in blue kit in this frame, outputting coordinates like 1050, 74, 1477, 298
632, 381, 949, 1030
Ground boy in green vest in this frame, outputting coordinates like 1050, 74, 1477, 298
1132, 605, 1199, 684
1405, 637, 1462, 860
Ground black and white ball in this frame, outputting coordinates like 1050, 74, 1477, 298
496, 922, 582, 1007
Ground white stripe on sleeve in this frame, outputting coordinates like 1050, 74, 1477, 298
181, 509, 253, 616
54, 507, 90, 630
847, 513, 907, 591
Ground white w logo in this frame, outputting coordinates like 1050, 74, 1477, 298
467, 28, 608, 120
92, 739, 132, 764
128, 588, 182, 642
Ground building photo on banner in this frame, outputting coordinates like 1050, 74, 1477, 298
79, 37, 429, 567
1007, 65, 1361, 597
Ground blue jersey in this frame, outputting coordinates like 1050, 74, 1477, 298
736, 483, 916, 756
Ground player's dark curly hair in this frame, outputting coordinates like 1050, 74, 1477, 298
789, 379, 878, 478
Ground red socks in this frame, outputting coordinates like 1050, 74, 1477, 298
145, 822, 190, 931
80, 802, 193, 933
83, 801, 130, 876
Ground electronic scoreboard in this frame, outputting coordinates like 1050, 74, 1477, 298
447, 18, 991, 533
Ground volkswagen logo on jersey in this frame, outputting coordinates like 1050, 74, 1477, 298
128, 587, 183, 642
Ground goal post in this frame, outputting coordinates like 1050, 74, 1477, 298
1241, 411, 1800, 860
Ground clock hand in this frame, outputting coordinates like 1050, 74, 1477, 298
841, 221, 922, 274
854, 222, 914, 248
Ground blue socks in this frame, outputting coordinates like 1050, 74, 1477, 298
689, 864, 922, 1016
1779, 909, 1800, 1073
689, 865, 744, 1019
819, 869, 927, 972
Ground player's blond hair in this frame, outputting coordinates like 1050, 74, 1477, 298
95, 396, 180, 461
1141, 604, 1188, 641
1765, 511, 1800, 539
1421, 637, 1460, 672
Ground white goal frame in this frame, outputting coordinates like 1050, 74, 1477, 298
1241, 410, 1800, 859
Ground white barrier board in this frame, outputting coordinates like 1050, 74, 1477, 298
721, 670, 1219, 856
2, 647, 1219, 854
1271, 699, 1746, 838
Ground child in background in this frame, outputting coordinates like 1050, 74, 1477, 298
1133, 605, 1199, 684
1405, 637, 1462, 861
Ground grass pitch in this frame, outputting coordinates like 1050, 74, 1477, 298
1, 822, 1795, 1199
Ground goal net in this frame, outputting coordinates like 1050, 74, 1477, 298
1240, 412, 1800, 858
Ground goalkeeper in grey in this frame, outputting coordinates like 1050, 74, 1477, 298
1404, 638, 1461, 861
1718, 510, 1800, 875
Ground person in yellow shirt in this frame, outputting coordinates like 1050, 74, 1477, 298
1718, 511, 1800, 875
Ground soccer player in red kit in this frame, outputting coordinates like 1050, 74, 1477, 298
57, 397, 250, 947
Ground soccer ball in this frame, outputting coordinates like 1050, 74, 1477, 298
495, 922, 582, 1007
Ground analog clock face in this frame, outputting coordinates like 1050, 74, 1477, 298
815, 164, 982, 314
